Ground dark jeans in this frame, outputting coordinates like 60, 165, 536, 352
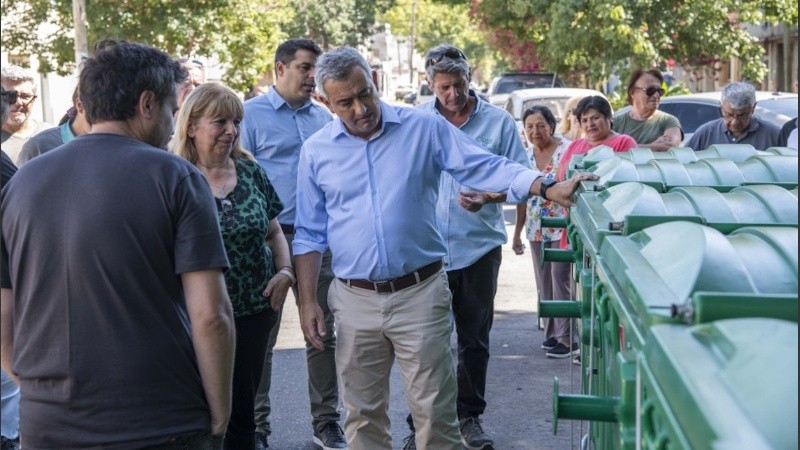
144, 433, 224, 450
225, 308, 279, 450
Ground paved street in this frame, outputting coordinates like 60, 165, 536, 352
266, 209, 586, 449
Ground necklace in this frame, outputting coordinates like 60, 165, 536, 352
204, 158, 233, 198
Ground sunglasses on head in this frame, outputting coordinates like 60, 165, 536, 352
425, 48, 467, 68
1, 89, 18, 105
636, 86, 665, 97
177, 58, 203, 68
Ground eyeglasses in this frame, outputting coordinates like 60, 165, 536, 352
425, 48, 467, 68
635, 86, 665, 97
720, 108, 752, 122
1, 89, 18, 105
219, 198, 235, 229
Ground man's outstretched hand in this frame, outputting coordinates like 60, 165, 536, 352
545, 172, 599, 207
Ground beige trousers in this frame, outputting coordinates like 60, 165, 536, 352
328, 269, 461, 450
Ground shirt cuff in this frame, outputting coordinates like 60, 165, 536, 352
507, 169, 543, 204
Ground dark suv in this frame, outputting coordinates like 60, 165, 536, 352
486, 72, 565, 107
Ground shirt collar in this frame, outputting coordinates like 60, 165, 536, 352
59, 120, 76, 143
267, 85, 313, 111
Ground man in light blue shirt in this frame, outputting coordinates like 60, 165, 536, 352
402, 44, 530, 450
293, 47, 593, 450
240, 38, 345, 450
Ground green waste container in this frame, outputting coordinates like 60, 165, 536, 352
554, 224, 798, 449
596, 222, 798, 352
567, 183, 797, 257
640, 318, 798, 449
574, 144, 796, 173
584, 155, 799, 192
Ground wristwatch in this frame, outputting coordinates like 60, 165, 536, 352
539, 177, 557, 201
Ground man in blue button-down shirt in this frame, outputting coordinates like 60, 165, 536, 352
400, 44, 530, 450
293, 47, 594, 450
240, 39, 345, 450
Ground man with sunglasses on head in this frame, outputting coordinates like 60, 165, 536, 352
613, 69, 683, 151
1, 65, 54, 165
686, 81, 780, 151
396, 44, 530, 450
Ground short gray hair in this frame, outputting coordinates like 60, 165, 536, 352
315, 47, 374, 99
1, 64, 37, 93
424, 44, 470, 84
721, 82, 756, 109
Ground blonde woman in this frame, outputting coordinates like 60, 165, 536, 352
170, 82, 292, 449
559, 95, 585, 141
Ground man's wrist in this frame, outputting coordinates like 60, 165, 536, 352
539, 177, 557, 200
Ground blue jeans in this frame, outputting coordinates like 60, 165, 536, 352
0, 369, 19, 440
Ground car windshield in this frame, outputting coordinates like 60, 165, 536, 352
520, 97, 570, 121
494, 74, 563, 94
756, 97, 798, 122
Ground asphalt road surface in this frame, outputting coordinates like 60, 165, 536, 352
266, 209, 587, 449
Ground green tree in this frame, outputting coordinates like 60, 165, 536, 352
380, 0, 498, 85
0, 0, 292, 92
285, 0, 395, 49
460, 0, 798, 86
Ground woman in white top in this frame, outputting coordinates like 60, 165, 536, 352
512, 106, 578, 359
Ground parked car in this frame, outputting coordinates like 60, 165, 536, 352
394, 83, 415, 101
615, 91, 798, 144
403, 91, 416, 104
414, 81, 435, 106
502, 87, 606, 148
486, 72, 566, 107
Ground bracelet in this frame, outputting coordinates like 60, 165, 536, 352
277, 268, 296, 286
278, 265, 294, 273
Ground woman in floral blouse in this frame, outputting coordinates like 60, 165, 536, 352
512, 106, 578, 359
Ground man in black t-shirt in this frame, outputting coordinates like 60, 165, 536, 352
1, 40, 235, 449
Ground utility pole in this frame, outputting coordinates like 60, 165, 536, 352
72, 0, 89, 67
783, 23, 792, 92
409, 0, 416, 84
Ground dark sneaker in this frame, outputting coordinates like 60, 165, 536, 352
459, 417, 494, 450
546, 342, 580, 359
401, 433, 416, 450
573, 354, 581, 365
255, 431, 269, 450
541, 337, 558, 350
313, 422, 347, 449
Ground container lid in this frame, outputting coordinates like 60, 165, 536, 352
644, 318, 798, 449
598, 222, 798, 313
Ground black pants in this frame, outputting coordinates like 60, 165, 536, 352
450, 246, 502, 419
224, 308, 279, 450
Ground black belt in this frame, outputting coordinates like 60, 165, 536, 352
280, 223, 295, 235
339, 261, 443, 294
